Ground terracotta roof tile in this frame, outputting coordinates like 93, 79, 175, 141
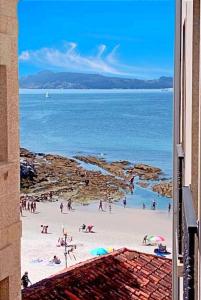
22, 248, 172, 300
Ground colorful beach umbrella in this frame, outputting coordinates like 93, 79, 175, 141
147, 235, 165, 243
90, 248, 109, 256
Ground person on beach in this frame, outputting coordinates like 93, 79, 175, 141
67, 199, 72, 211
21, 272, 32, 289
130, 175, 135, 187
30, 202, 34, 213
168, 203, 171, 212
152, 200, 156, 210
130, 185, 134, 194
60, 202, 64, 213
23, 199, 27, 210
142, 203, 146, 209
143, 235, 148, 245
41, 225, 48, 234
57, 237, 65, 247
49, 191, 53, 201
52, 255, 61, 264
123, 197, 127, 208
86, 225, 94, 233
27, 201, 30, 212
32, 201, 35, 213
68, 247, 77, 261
99, 200, 103, 211
79, 224, 86, 232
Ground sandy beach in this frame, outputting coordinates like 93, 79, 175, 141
21, 200, 172, 284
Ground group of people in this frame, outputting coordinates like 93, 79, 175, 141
79, 224, 94, 233
60, 199, 73, 213
142, 200, 171, 212
20, 197, 37, 216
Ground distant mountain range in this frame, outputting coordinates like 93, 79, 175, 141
19, 71, 173, 89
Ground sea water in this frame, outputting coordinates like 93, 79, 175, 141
19, 89, 173, 210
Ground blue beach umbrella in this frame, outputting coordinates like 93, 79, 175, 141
90, 248, 109, 256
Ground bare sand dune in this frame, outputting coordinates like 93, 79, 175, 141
21, 200, 172, 284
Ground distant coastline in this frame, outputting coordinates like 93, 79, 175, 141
19, 71, 173, 90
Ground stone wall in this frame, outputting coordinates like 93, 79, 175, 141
0, 0, 21, 299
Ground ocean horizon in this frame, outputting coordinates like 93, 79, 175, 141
19, 88, 173, 94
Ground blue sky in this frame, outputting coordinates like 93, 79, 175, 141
18, 0, 174, 79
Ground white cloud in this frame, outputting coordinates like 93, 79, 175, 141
19, 42, 129, 76
19, 51, 30, 61
19, 42, 172, 78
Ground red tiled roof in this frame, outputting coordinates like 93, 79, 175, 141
22, 248, 172, 300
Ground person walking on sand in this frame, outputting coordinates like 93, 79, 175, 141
142, 202, 146, 209
30, 202, 34, 213
33, 201, 36, 213
168, 203, 171, 212
67, 199, 72, 211
123, 197, 127, 208
99, 200, 103, 211
60, 202, 64, 213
